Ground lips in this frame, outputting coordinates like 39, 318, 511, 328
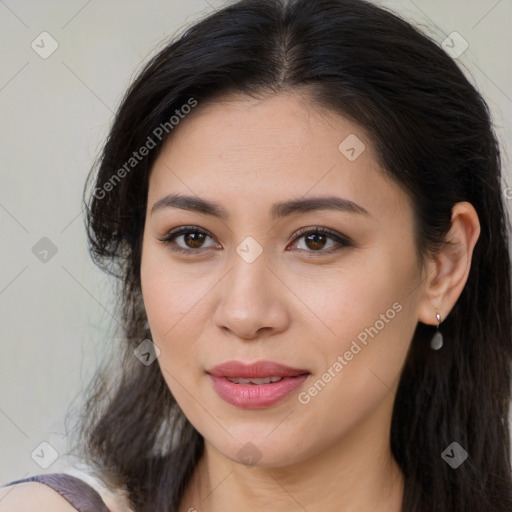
207, 360, 310, 409
208, 360, 309, 379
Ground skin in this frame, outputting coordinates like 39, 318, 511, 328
140, 90, 480, 512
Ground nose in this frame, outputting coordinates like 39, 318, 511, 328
213, 252, 290, 341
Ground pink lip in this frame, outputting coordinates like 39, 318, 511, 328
207, 360, 310, 409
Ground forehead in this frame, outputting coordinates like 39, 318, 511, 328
147, 91, 411, 222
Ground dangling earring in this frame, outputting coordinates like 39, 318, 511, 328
430, 312, 443, 350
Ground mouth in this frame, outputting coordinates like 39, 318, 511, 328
207, 360, 310, 409
225, 376, 285, 385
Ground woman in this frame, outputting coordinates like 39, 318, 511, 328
2, 0, 511, 510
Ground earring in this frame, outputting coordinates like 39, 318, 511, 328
430, 312, 443, 350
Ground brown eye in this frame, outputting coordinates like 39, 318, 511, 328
289, 227, 352, 254
159, 226, 219, 254
181, 231, 207, 249
303, 232, 329, 251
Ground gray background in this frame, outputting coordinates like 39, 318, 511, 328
1, 0, 511, 482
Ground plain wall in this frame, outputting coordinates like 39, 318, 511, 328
1, 0, 511, 482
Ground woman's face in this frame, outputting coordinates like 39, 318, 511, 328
141, 91, 426, 468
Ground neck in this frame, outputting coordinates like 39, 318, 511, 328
179, 390, 404, 512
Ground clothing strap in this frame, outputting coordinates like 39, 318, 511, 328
2, 473, 111, 512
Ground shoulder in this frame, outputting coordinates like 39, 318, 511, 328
0, 481, 80, 511
62, 467, 135, 512
0, 471, 133, 512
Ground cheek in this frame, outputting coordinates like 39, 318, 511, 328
140, 241, 213, 368
294, 266, 418, 446
311, 250, 416, 341
311, 248, 419, 394
140, 247, 207, 415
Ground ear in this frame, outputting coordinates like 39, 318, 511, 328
417, 201, 481, 326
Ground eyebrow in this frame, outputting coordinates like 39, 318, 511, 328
150, 193, 370, 221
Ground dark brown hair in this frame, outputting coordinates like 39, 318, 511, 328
69, 0, 512, 510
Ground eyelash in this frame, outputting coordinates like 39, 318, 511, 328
158, 225, 352, 257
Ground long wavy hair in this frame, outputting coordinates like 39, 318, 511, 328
69, 0, 512, 510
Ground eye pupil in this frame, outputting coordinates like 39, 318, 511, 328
305, 233, 327, 251
185, 232, 206, 248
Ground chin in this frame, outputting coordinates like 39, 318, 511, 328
203, 425, 314, 469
